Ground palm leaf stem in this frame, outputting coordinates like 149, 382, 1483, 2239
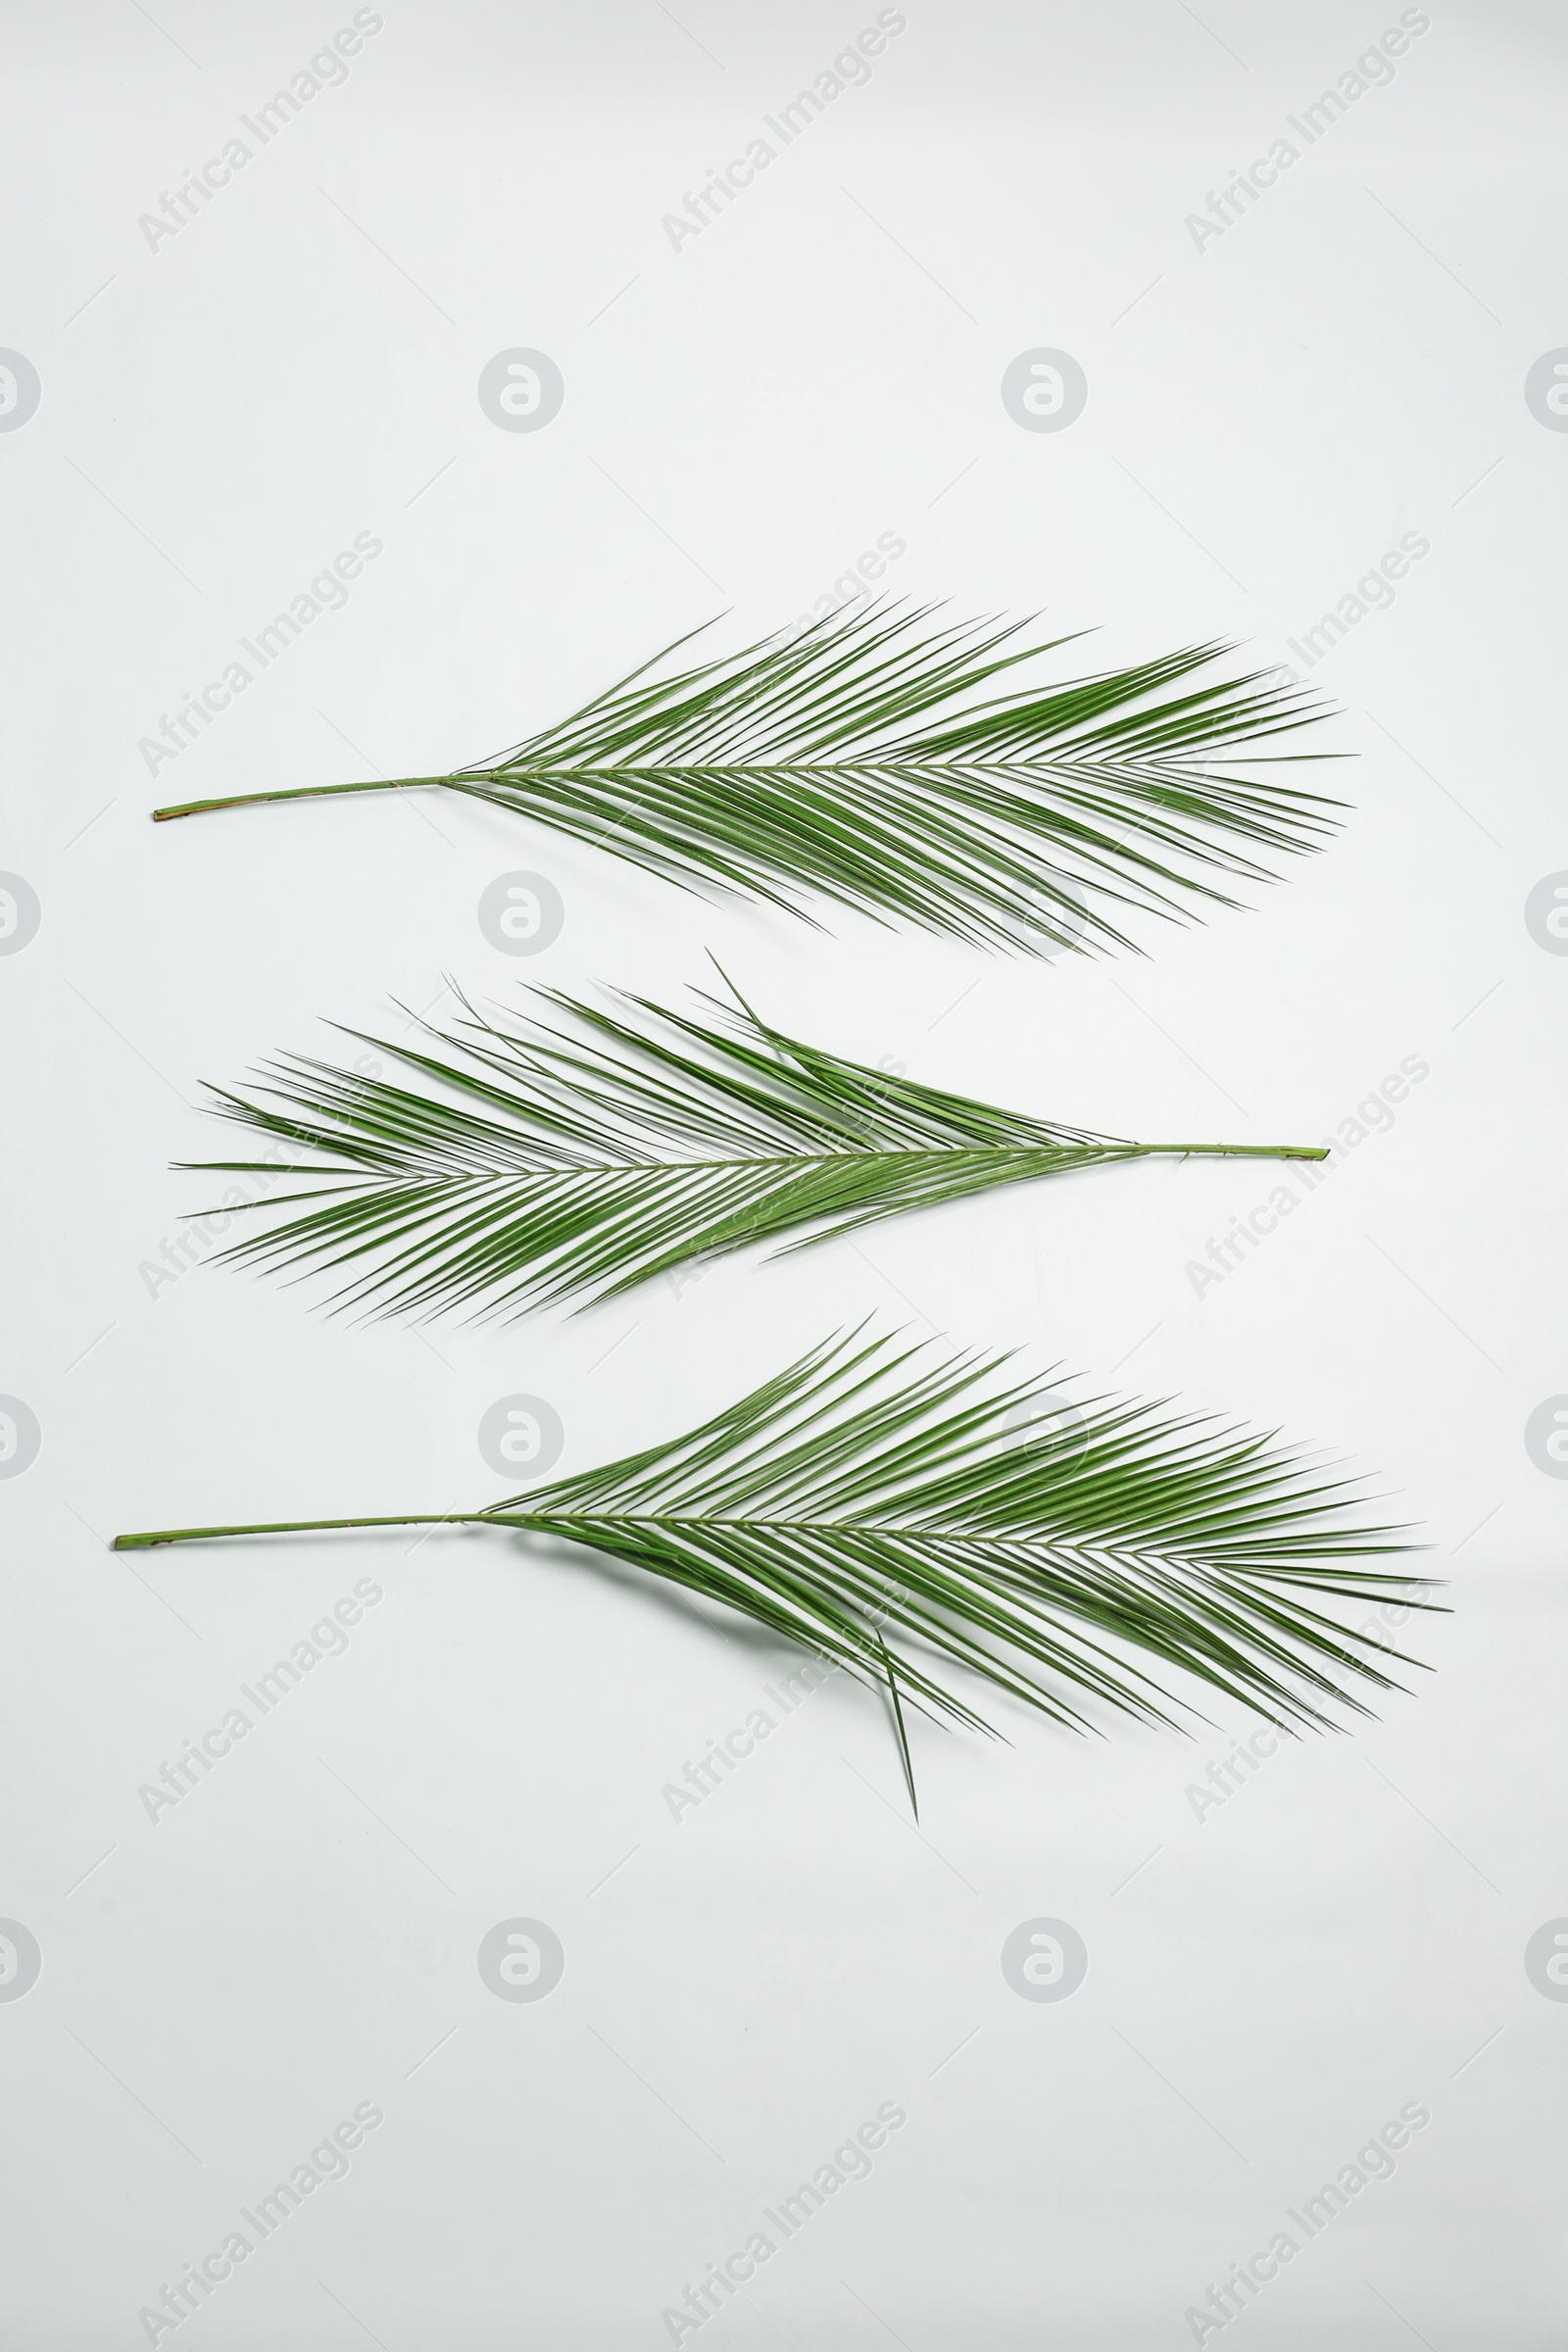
153, 777, 456, 821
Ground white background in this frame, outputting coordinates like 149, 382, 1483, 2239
2, 2, 1565, 2344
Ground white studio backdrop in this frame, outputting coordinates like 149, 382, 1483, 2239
2, 3, 1565, 2344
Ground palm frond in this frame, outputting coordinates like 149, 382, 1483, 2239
153, 604, 1342, 954
188, 976, 1327, 1321
114, 1328, 1434, 1798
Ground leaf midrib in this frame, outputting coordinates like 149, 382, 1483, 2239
493, 1504, 1242, 1552
470, 756, 1245, 777
274, 1143, 1128, 1177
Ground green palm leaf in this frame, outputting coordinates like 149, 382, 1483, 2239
153, 605, 1341, 953
115, 1328, 1432, 1803
189, 976, 1327, 1320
